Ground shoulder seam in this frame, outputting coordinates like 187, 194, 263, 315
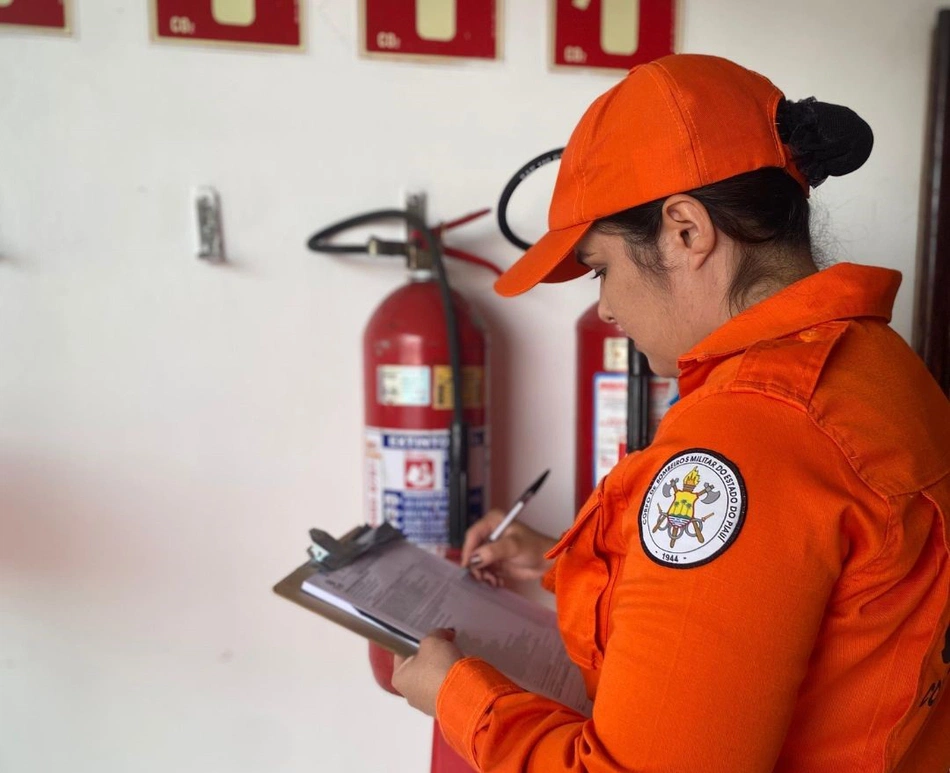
731, 321, 851, 408
669, 385, 892, 502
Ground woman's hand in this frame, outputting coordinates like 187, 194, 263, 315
391, 629, 463, 717
461, 510, 558, 586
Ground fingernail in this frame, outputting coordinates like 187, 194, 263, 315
469, 555, 482, 566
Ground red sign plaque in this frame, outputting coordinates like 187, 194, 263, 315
552, 0, 676, 71
152, 0, 301, 50
0, 0, 70, 32
362, 0, 498, 61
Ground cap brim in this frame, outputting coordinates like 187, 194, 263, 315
493, 222, 593, 297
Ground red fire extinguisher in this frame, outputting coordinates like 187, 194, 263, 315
363, 269, 490, 695
308, 203, 499, 773
363, 279, 489, 556
575, 302, 678, 509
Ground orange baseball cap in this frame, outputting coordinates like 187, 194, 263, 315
494, 54, 807, 297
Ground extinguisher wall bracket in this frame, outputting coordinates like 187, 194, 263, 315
406, 242, 434, 272
404, 191, 434, 272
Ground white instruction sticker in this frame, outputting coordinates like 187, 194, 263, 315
594, 373, 628, 483
593, 373, 679, 482
377, 365, 431, 407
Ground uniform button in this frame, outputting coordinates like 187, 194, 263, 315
799, 330, 820, 342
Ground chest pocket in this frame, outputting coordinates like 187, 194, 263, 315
545, 481, 611, 670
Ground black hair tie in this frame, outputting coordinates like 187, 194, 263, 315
776, 97, 874, 187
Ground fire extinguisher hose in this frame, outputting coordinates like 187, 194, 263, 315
496, 148, 564, 251
307, 210, 469, 550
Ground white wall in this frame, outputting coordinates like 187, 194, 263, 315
0, 2, 941, 771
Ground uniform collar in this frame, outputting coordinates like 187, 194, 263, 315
677, 262, 901, 394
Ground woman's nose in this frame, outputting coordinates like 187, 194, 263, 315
597, 293, 615, 324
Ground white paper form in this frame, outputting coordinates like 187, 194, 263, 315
302, 539, 592, 716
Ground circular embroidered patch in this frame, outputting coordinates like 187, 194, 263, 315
639, 449, 747, 569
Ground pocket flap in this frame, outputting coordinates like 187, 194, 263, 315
546, 481, 604, 560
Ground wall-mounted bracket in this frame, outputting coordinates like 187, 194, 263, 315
194, 186, 225, 263
404, 191, 431, 271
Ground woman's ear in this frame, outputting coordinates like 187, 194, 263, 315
659, 195, 717, 269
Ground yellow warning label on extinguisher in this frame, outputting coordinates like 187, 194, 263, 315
433, 366, 484, 410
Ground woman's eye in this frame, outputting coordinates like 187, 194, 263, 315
590, 268, 606, 281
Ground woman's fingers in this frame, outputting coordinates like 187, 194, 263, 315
392, 629, 454, 680
468, 534, 519, 570
429, 627, 457, 642
471, 566, 502, 587
461, 510, 504, 567
461, 508, 555, 582
391, 631, 464, 717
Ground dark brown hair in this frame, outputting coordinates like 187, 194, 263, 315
592, 167, 816, 312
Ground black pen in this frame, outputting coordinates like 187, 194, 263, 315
468, 469, 550, 567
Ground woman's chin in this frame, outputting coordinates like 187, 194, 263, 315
644, 354, 678, 379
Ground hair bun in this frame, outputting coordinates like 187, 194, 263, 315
776, 97, 874, 187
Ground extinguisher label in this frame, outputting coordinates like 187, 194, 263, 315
593, 373, 679, 483
377, 365, 431, 406
603, 337, 628, 372
432, 365, 485, 410
365, 426, 487, 552
593, 374, 629, 483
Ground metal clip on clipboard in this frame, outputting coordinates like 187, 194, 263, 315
307, 522, 404, 572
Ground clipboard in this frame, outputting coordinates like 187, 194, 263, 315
273, 524, 594, 715
273, 563, 419, 657
273, 524, 418, 657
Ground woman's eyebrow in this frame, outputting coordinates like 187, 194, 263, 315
575, 250, 594, 265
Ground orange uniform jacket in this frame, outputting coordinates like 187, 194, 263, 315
436, 263, 950, 772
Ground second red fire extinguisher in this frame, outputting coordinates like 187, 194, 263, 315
575, 303, 677, 509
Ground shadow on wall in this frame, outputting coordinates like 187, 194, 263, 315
464, 294, 513, 512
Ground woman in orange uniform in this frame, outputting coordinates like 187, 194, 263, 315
392, 54, 950, 772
